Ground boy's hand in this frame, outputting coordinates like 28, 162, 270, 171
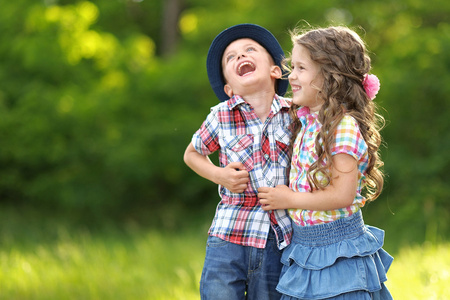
258, 185, 293, 211
218, 162, 249, 193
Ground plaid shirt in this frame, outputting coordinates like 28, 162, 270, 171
289, 106, 369, 226
192, 95, 293, 249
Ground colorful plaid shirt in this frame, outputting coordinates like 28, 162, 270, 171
191, 95, 293, 249
289, 106, 369, 226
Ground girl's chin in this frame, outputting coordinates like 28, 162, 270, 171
291, 97, 304, 106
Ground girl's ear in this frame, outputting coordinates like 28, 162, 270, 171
224, 84, 233, 97
271, 65, 282, 79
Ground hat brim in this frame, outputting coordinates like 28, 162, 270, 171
206, 24, 289, 102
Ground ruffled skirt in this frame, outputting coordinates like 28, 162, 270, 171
277, 210, 393, 299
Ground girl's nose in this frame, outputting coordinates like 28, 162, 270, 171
288, 72, 295, 80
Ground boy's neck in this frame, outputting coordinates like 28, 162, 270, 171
241, 90, 275, 123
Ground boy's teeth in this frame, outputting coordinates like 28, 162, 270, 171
238, 62, 255, 76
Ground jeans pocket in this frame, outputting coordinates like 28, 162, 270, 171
206, 235, 228, 248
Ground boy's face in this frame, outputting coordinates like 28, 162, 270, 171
221, 38, 281, 98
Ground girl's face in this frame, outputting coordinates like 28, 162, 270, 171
288, 44, 324, 112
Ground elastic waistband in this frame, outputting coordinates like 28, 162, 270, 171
292, 210, 366, 247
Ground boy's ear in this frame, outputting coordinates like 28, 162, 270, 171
271, 65, 282, 79
224, 84, 233, 97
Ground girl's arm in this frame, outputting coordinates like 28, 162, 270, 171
183, 143, 250, 193
258, 153, 358, 211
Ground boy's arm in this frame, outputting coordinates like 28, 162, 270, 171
258, 153, 358, 211
184, 143, 250, 193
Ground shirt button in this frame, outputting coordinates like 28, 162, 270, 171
266, 180, 272, 186
264, 154, 270, 160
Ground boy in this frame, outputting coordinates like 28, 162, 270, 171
184, 24, 292, 300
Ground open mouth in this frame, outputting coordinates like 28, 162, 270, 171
237, 61, 256, 76
291, 84, 301, 92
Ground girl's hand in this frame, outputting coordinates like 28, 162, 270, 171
259, 154, 359, 212
258, 185, 293, 211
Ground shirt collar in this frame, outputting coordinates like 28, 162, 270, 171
226, 95, 246, 110
296, 106, 319, 127
296, 106, 311, 118
226, 94, 290, 112
277, 95, 291, 110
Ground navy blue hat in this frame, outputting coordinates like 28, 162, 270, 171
206, 24, 289, 102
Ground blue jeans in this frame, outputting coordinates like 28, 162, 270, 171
200, 229, 283, 300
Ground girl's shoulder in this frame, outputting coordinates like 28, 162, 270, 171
332, 114, 367, 157
337, 114, 360, 131
341, 114, 358, 124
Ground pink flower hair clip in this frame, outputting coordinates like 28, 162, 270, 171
362, 74, 380, 100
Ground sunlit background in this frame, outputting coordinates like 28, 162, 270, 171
0, 0, 449, 299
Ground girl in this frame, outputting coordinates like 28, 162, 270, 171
258, 26, 393, 299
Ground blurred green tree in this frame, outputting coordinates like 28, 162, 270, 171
0, 0, 448, 244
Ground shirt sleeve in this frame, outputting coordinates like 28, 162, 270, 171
191, 107, 221, 156
331, 115, 368, 161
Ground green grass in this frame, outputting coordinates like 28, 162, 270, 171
0, 229, 205, 299
386, 242, 450, 299
0, 206, 206, 300
0, 206, 449, 299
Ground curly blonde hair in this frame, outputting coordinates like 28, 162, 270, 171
288, 26, 385, 202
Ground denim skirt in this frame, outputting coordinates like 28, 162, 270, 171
277, 210, 393, 300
